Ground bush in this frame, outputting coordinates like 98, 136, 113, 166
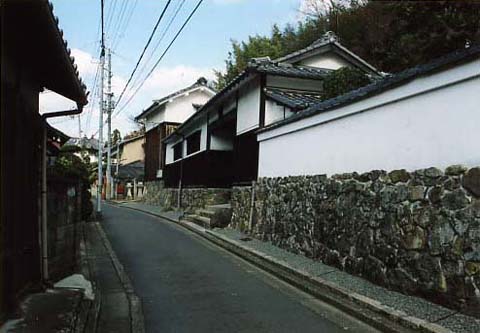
49, 149, 94, 220
322, 67, 372, 101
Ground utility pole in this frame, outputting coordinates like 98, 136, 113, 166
78, 114, 82, 138
97, 0, 105, 213
106, 48, 113, 200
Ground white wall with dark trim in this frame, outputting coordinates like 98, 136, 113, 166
258, 59, 480, 177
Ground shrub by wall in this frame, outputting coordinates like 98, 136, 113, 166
231, 166, 480, 317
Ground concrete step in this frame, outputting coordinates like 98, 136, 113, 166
196, 209, 216, 219
206, 204, 231, 210
182, 214, 212, 229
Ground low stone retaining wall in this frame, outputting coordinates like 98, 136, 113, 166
230, 166, 480, 317
47, 179, 82, 281
143, 181, 231, 213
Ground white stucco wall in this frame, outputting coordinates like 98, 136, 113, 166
258, 59, 480, 177
144, 104, 165, 132
144, 88, 213, 131
164, 88, 213, 123
165, 114, 208, 164
297, 53, 350, 69
265, 100, 294, 126
236, 80, 260, 135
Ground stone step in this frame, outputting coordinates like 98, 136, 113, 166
205, 203, 231, 210
196, 209, 216, 219
182, 214, 212, 229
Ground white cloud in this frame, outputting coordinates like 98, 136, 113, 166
71, 48, 98, 77
41, 53, 216, 140
143, 65, 214, 97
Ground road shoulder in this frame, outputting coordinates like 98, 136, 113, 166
83, 221, 145, 333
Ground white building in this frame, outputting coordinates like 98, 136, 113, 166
135, 77, 216, 181
162, 32, 381, 187
257, 45, 480, 177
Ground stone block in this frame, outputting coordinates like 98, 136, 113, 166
463, 167, 480, 197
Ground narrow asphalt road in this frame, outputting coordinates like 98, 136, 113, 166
101, 203, 380, 333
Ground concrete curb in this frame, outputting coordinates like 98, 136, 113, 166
94, 222, 145, 333
118, 204, 455, 333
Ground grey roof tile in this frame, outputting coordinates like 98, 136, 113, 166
259, 44, 480, 134
264, 88, 324, 110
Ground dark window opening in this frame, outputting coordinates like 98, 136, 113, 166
186, 131, 201, 155
173, 142, 183, 161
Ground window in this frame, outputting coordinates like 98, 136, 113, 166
186, 131, 201, 155
173, 142, 183, 161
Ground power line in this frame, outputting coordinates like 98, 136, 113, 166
115, 0, 173, 107
109, 0, 129, 49
114, 0, 204, 116
111, 0, 139, 51
131, 0, 186, 89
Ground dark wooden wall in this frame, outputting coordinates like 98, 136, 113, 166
164, 150, 234, 188
144, 127, 160, 181
1, 56, 43, 317
144, 123, 179, 182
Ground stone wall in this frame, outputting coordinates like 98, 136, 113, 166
47, 179, 82, 281
143, 181, 231, 213
230, 166, 480, 317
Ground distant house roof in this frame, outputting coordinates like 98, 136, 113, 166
66, 136, 99, 151
135, 77, 216, 121
264, 88, 324, 110
259, 44, 480, 134
164, 62, 332, 143
3, 0, 88, 105
274, 31, 381, 78
46, 123, 70, 155
116, 161, 144, 180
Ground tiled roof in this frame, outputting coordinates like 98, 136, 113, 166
274, 31, 338, 64
254, 62, 332, 80
46, 1, 88, 104
273, 31, 381, 77
135, 78, 215, 121
264, 88, 324, 110
164, 62, 331, 142
259, 44, 480, 134
66, 137, 99, 150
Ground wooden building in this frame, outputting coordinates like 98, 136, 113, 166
163, 33, 381, 188
0, 0, 87, 319
135, 78, 215, 181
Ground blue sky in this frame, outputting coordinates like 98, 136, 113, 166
42, 0, 305, 138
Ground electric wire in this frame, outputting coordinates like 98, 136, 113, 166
114, 0, 204, 117
131, 0, 186, 89
115, 0, 173, 107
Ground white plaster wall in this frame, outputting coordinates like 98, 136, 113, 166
236, 80, 260, 135
145, 105, 165, 132
165, 114, 208, 164
164, 89, 213, 124
210, 128, 234, 151
258, 61, 480, 177
265, 100, 294, 126
297, 53, 350, 69
266, 75, 323, 92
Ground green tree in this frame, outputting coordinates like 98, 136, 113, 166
214, 0, 480, 89
112, 129, 121, 145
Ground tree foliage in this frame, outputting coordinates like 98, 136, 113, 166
51, 149, 94, 220
322, 67, 371, 100
214, 0, 480, 90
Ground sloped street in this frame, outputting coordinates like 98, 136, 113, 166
100, 203, 379, 333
